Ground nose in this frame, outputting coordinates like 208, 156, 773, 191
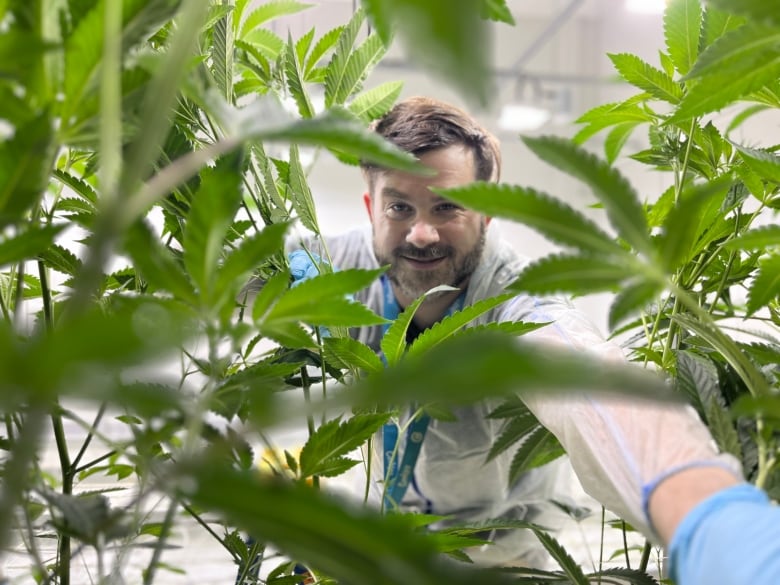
406, 219, 440, 248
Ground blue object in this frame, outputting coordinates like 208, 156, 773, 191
669, 483, 780, 585
289, 249, 324, 285
379, 275, 464, 513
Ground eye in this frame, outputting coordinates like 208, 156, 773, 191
385, 202, 414, 220
435, 202, 461, 214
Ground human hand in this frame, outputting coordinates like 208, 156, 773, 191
289, 249, 327, 285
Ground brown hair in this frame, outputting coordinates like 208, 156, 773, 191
360, 96, 502, 190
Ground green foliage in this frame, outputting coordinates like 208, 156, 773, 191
2, 0, 778, 583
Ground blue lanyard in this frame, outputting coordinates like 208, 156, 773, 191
379, 275, 464, 512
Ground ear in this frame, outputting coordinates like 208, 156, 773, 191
363, 192, 373, 220
485, 215, 492, 227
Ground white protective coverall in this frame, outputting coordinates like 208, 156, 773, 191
302, 223, 743, 567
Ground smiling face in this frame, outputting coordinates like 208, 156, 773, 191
364, 145, 490, 307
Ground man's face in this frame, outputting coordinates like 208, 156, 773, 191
363, 145, 490, 305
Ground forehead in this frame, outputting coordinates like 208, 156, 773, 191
375, 145, 477, 195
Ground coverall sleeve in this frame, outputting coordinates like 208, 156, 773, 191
514, 304, 743, 540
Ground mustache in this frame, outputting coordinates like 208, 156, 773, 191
393, 245, 453, 260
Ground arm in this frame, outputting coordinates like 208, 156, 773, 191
651, 469, 780, 585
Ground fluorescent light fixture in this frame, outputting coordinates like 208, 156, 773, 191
498, 104, 552, 132
625, 0, 667, 14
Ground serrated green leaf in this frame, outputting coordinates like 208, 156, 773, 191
702, 6, 747, 51
288, 144, 319, 233
406, 292, 514, 358
324, 6, 364, 107
532, 528, 589, 585
658, 174, 733, 270
212, 8, 235, 101
258, 320, 316, 349
608, 279, 661, 332
587, 567, 661, 585
441, 183, 628, 258
264, 268, 387, 326
52, 169, 98, 207
348, 81, 403, 122
254, 107, 421, 173
182, 155, 244, 299
707, 0, 780, 26
214, 222, 289, 303
0, 225, 64, 267
0, 113, 54, 227
299, 413, 390, 478
670, 54, 780, 122
304, 25, 343, 79
379, 288, 432, 367
38, 244, 84, 276
723, 225, 780, 250
734, 143, 780, 183
672, 313, 770, 396
480, 0, 515, 25
705, 397, 743, 461
664, 0, 702, 76
573, 100, 654, 145
487, 396, 531, 419
285, 34, 314, 119
123, 220, 197, 304
508, 427, 563, 485
239, 0, 312, 38
326, 30, 386, 107
182, 461, 492, 585
250, 270, 289, 321
486, 412, 539, 462
243, 28, 285, 60
522, 136, 651, 255
62, 0, 182, 127
675, 350, 721, 417
295, 27, 314, 65
353, 332, 672, 413
747, 253, 780, 315
323, 336, 384, 375
609, 53, 683, 103
509, 254, 631, 297
684, 24, 780, 81
417, 321, 550, 369
604, 122, 640, 165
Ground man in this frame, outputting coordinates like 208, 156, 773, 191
292, 96, 777, 581
296, 96, 589, 567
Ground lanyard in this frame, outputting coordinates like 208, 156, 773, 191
379, 275, 464, 512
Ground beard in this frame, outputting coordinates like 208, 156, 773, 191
373, 225, 487, 302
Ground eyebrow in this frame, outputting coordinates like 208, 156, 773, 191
379, 186, 451, 203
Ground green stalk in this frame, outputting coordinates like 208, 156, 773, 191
300, 366, 320, 489
142, 499, 179, 585
637, 540, 652, 573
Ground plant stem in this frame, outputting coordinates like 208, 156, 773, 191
51, 411, 72, 585
638, 540, 652, 573
621, 520, 631, 569
180, 501, 228, 551
142, 499, 179, 585
300, 366, 320, 489
70, 404, 107, 472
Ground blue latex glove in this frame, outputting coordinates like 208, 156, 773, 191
287, 250, 336, 338
289, 249, 326, 285
669, 483, 780, 585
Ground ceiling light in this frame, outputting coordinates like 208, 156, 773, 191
498, 104, 552, 132
625, 0, 667, 14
